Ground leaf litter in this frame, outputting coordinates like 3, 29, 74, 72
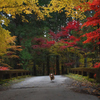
66, 74, 100, 99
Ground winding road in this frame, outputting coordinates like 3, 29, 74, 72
0, 75, 99, 100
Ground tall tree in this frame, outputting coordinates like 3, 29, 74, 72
81, 0, 100, 64
0, 0, 47, 57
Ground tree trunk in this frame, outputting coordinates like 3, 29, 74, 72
56, 55, 60, 75
47, 55, 50, 75
84, 57, 87, 67
42, 63, 45, 75
61, 65, 64, 75
74, 53, 77, 68
32, 61, 36, 76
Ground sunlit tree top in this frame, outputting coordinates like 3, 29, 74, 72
41, 0, 92, 20
0, 0, 44, 20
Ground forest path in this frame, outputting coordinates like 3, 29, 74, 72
0, 75, 99, 100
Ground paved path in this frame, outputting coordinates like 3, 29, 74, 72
0, 75, 99, 100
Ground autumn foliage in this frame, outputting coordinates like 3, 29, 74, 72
0, 0, 100, 72
81, 0, 100, 44
93, 62, 100, 68
49, 20, 81, 49
31, 37, 55, 49
0, 66, 9, 70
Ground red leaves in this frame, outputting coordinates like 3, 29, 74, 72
32, 37, 47, 45
64, 62, 74, 66
60, 46, 68, 50
47, 40, 55, 45
93, 62, 100, 68
32, 20, 81, 50
61, 20, 81, 31
82, 17, 100, 28
48, 20, 81, 50
81, 0, 100, 44
89, 0, 100, 11
31, 37, 55, 49
0, 66, 9, 70
49, 20, 81, 41
82, 28, 100, 44
69, 36, 76, 40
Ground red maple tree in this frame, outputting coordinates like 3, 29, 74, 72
49, 20, 81, 49
81, 0, 100, 72
31, 37, 55, 50
81, 0, 100, 44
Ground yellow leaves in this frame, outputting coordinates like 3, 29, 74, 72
6, 36, 16, 44
0, 0, 92, 20
24, 10, 32, 14
7, 55, 20, 58
0, 26, 16, 56
49, 42, 63, 55
41, 0, 91, 20
0, 15, 10, 26
0, 0, 44, 56
0, 0, 91, 20
0, 62, 11, 68
10, 45, 22, 51
59, 10, 63, 13
21, 15, 29, 22
0, 0, 44, 20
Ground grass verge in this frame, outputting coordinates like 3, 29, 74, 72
65, 73, 97, 83
0, 75, 32, 86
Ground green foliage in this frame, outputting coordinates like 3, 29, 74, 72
38, 0, 50, 6
20, 49, 32, 60
20, 50, 32, 69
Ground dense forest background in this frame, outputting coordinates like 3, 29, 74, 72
0, 0, 100, 76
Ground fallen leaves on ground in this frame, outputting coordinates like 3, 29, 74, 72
69, 80, 100, 99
